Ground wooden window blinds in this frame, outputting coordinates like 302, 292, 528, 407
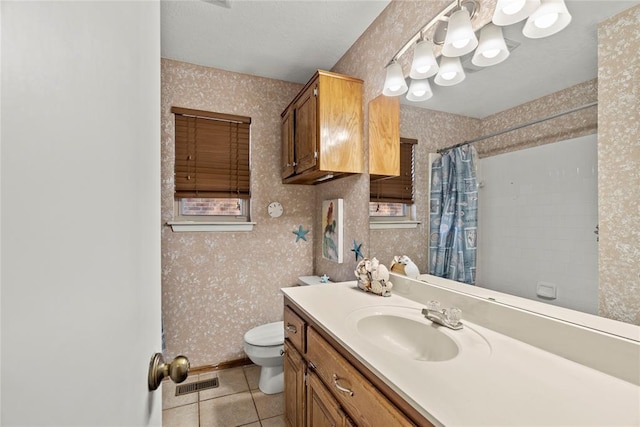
370, 138, 416, 204
172, 107, 251, 199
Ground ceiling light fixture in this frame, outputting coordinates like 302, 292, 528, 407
382, 61, 409, 96
523, 0, 571, 38
410, 39, 439, 79
472, 23, 510, 67
407, 79, 434, 101
435, 56, 466, 86
382, 0, 571, 103
442, 7, 479, 57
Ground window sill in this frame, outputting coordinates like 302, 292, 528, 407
167, 221, 256, 232
369, 220, 421, 230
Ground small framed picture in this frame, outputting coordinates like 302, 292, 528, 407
322, 198, 343, 263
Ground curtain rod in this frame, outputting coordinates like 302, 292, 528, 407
436, 101, 598, 154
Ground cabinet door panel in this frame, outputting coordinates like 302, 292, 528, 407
369, 94, 400, 177
281, 109, 295, 179
317, 74, 363, 174
284, 341, 305, 427
294, 84, 318, 174
307, 328, 416, 427
307, 371, 346, 427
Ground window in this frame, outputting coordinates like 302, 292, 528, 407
370, 138, 418, 228
170, 107, 253, 231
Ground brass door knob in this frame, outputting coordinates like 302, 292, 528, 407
148, 353, 190, 391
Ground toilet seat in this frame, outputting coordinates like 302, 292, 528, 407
244, 321, 284, 347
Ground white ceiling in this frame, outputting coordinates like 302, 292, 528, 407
161, 0, 639, 118
161, 0, 391, 84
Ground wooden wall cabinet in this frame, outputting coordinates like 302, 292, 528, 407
281, 70, 364, 184
284, 301, 431, 427
369, 94, 400, 180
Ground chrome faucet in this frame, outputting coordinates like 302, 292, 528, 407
422, 300, 463, 330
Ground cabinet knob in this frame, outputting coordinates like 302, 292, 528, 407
285, 324, 297, 334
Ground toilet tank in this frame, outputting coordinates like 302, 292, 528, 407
297, 275, 331, 286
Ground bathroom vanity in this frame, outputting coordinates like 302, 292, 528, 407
281, 276, 640, 426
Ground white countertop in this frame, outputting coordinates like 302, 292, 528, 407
282, 282, 640, 427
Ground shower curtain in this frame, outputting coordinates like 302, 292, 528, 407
428, 144, 478, 285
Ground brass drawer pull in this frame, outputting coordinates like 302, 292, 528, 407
333, 374, 354, 396
286, 324, 297, 334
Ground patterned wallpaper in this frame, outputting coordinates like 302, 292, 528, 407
162, 2, 638, 367
477, 79, 598, 157
597, 5, 640, 325
161, 59, 315, 366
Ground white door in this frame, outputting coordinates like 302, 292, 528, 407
1, 1, 164, 425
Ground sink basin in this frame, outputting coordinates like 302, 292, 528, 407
345, 305, 490, 362
357, 312, 459, 362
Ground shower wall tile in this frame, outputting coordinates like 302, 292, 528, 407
597, 5, 640, 325
476, 135, 599, 314
161, 59, 315, 366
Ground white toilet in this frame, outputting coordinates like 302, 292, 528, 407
243, 320, 284, 394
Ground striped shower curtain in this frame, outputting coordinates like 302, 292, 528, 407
428, 144, 478, 285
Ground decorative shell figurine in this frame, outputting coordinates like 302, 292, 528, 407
354, 257, 393, 297
390, 255, 420, 279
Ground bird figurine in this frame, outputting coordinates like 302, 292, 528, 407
391, 255, 420, 279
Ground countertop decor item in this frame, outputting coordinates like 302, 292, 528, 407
390, 255, 420, 279
293, 225, 309, 242
354, 257, 393, 297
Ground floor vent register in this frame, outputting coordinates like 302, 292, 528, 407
175, 377, 219, 396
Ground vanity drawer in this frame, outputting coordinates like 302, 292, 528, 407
306, 327, 416, 427
284, 305, 306, 353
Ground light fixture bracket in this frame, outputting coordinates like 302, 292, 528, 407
433, 0, 480, 45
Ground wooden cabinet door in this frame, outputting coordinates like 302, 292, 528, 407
284, 341, 305, 427
369, 94, 400, 178
307, 371, 347, 427
281, 109, 295, 179
294, 83, 318, 174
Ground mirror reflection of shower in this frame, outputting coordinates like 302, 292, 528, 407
475, 134, 598, 314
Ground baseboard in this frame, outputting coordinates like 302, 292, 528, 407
188, 357, 253, 375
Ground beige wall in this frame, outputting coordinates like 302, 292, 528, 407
597, 5, 640, 325
162, 2, 639, 367
161, 59, 315, 366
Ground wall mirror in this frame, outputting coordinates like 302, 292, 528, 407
369, 0, 639, 326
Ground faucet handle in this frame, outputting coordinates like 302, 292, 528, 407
426, 300, 441, 312
445, 307, 462, 325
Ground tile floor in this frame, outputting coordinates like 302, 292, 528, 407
163, 364, 285, 427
